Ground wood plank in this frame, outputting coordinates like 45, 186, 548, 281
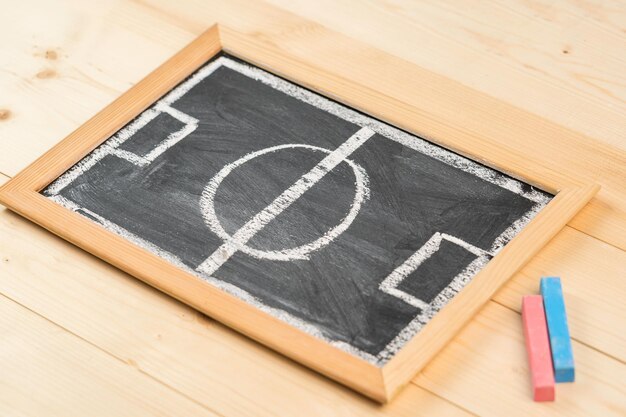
494, 226, 626, 362
0, 206, 470, 416
413, 301, 626, 416
266, 0, 626, 153
0, 0, 197, 177
0, 294, 219, 417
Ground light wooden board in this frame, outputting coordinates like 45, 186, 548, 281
0, 294, 220, 417
0, 0, 625, 414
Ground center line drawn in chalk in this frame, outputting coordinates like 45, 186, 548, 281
196, 126, 375, 276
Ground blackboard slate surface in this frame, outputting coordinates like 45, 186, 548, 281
43, 54, 552, 364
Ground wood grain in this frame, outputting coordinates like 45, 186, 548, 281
0, 294, 220, 417
494, 226, 626, 362
266, 0, 626, 153
0, 206, 469, 417
413, 302, 626, 417
0, 0, 624, 414
0, 0, 197, 177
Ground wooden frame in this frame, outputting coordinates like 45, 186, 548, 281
0, 25, 598, 403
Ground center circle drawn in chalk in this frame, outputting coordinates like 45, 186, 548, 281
200, 144, 369, 261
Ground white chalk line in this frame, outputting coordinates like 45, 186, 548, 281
199, 143, 370, 262
196, 127, 375, 276
44, 55, 553, 366
112, 103, 200, 167
159, 58, 224, 106
380, 234, 442, 310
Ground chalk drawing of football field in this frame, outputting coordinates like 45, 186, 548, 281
44, 55, 551, 365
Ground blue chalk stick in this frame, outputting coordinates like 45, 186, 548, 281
540, 277, 575, 383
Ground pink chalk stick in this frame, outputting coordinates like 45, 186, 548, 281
522, 295, 555, 402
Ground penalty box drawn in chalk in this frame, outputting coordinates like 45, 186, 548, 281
0, 27, 599, 403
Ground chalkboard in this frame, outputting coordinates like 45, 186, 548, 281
42, 53, 552, 365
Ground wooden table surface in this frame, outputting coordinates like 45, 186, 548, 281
1, 1, 625, 415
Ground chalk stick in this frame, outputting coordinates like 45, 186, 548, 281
522, 295, 555, 401
541, 277, 575, 383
